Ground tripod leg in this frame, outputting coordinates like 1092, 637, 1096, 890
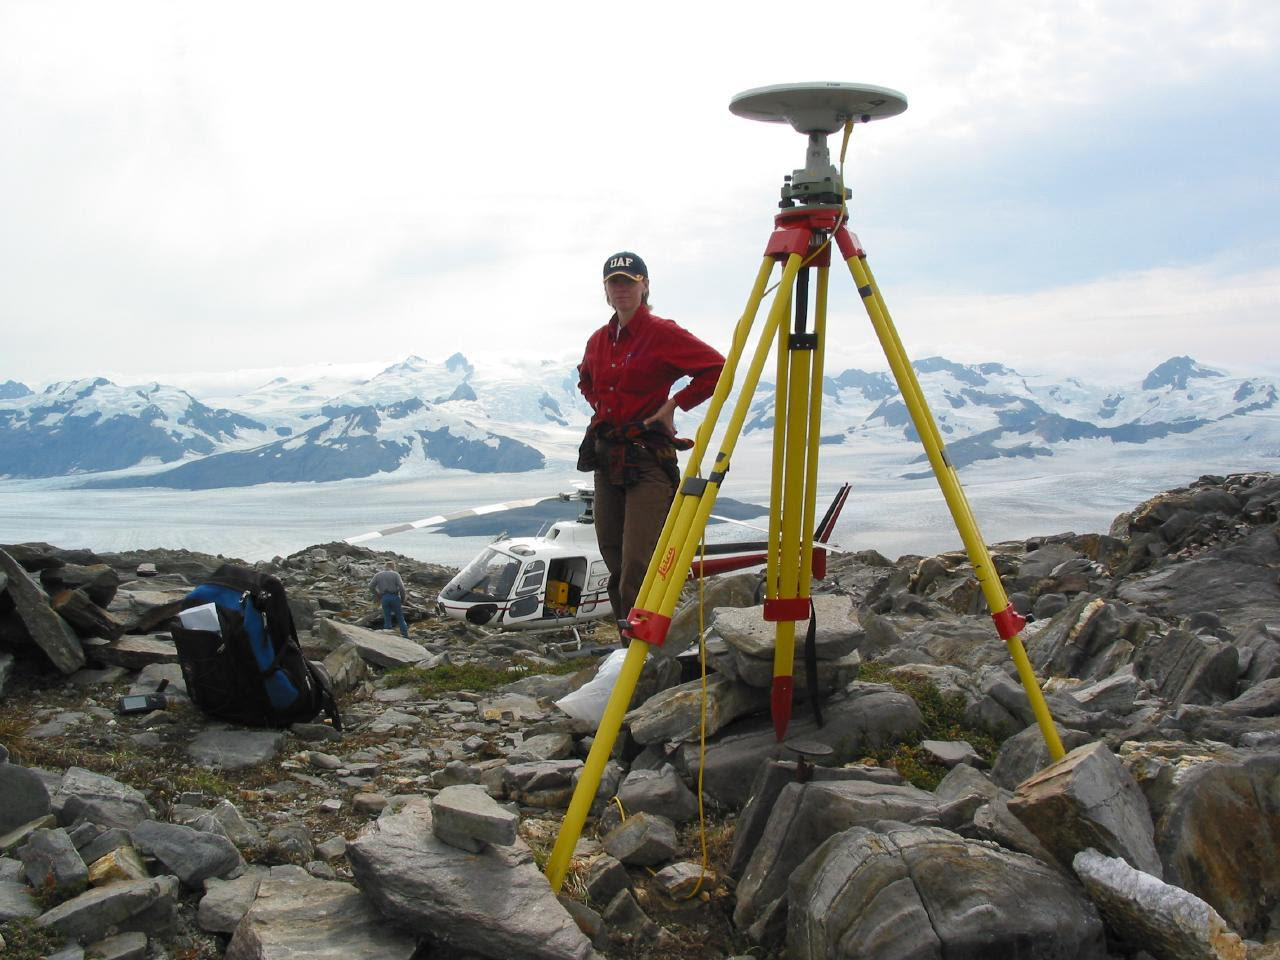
765, 261, 831, 740
839, 236, 1066, 761
545, 254, 800, 892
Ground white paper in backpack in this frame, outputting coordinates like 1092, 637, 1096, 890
179, 602, 221, 634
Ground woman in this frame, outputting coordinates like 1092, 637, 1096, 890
577, 251, 725, 629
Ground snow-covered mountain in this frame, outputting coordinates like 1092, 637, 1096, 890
0, 354, 1275, 489
0, 378, 271, 477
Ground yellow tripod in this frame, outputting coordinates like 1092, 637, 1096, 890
546, 82, 1064, 892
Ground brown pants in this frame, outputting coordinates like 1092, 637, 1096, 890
594, 453, 675, 624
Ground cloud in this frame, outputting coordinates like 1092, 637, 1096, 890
0, 0, 1277, 387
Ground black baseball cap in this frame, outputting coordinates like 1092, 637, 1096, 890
603, 252, 648, 282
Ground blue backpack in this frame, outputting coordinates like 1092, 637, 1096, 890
172, 564, 342, 729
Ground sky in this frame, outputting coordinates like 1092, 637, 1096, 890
2, 0, 1278, 394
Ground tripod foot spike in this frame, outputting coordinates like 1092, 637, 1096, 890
771, 675, 795, 742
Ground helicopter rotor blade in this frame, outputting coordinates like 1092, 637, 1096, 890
705, 514, 853, 554
345, 495, 559, 545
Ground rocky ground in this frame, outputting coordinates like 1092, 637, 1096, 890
1, 470, 1279, 960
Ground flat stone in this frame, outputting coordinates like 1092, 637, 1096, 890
93, 634, 179, 669
313, 619, 431, 668
225, 865, 417, 960
188, 729, 286, 771
710, 594, 863, 660
431, 784, 519, 848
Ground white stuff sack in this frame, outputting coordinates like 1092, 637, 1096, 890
553, 648, 627, 726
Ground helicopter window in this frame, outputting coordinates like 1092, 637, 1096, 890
509, 595, 539, 618
515, 560, 545, 597
439, 548, 522, 602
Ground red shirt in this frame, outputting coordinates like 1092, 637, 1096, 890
578, 305, 725, 428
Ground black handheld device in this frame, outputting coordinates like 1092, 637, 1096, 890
116, 694, 167, 715
116, 679, 170, 715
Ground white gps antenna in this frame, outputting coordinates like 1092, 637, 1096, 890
730, 81, 908, 207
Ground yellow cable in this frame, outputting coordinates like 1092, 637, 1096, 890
681, 533, 710, 900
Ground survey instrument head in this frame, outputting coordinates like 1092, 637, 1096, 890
731, 82, 907, 208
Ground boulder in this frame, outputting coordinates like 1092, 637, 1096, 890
1007, 741, 1162, 877
734, 778, 941, 932
313, 619, 432, 667
1120, 742, 1280, 939
1074, 848, 1245, 960
0, 548, 86, 674
345, 797, 597, 960
787, 823, 1107, 960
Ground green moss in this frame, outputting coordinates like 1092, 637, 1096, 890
0, 918, 65, 960
386, 662, 533, 697
855, 660, 998, 790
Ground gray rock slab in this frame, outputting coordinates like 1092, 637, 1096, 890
92, 634, 179, 669
1074, 848, 1245, 960
788, 823, 1107, 960
322, 641, 367, 693
728, 759, 905, 879
480, 692, 548, 723
187, 728, 286, 770
18, 827, 88, 898
84, 930, 147, 960
346, 797, 597, 960
225, 865, 417, 960
507, 732, 574, 763
657, 572, 759, 658
314, 619, 431, 667
0, 547, 86, 674
1218, 676, 1280, 718
131, 821, 244, 889
107, 584, 190, 634
1008, 740, 1162, 878
0, 763, 52, 835
56, 767, 153, 829
35, 874, 180, 942
0, 879, 40, 921
431, 784, 518, 848
710, 594, 862, 660
624, 671, 771, 745
601, 812, 679, 867
920, 739, 982, 768
192, 800, 261, 849
503, 759, 583, 806
1135, 628, 1239, 706
0, 815, 57, 856
1116, 533, 1280, 633
584, 854, 631, 907
734, 778, 940, 931
617, 765, 698, 823
1070, 665, 1142, 714
991, 723, 1093, 791
676, 684, 923, 808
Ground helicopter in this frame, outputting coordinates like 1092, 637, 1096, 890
345, 482, 852, 632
